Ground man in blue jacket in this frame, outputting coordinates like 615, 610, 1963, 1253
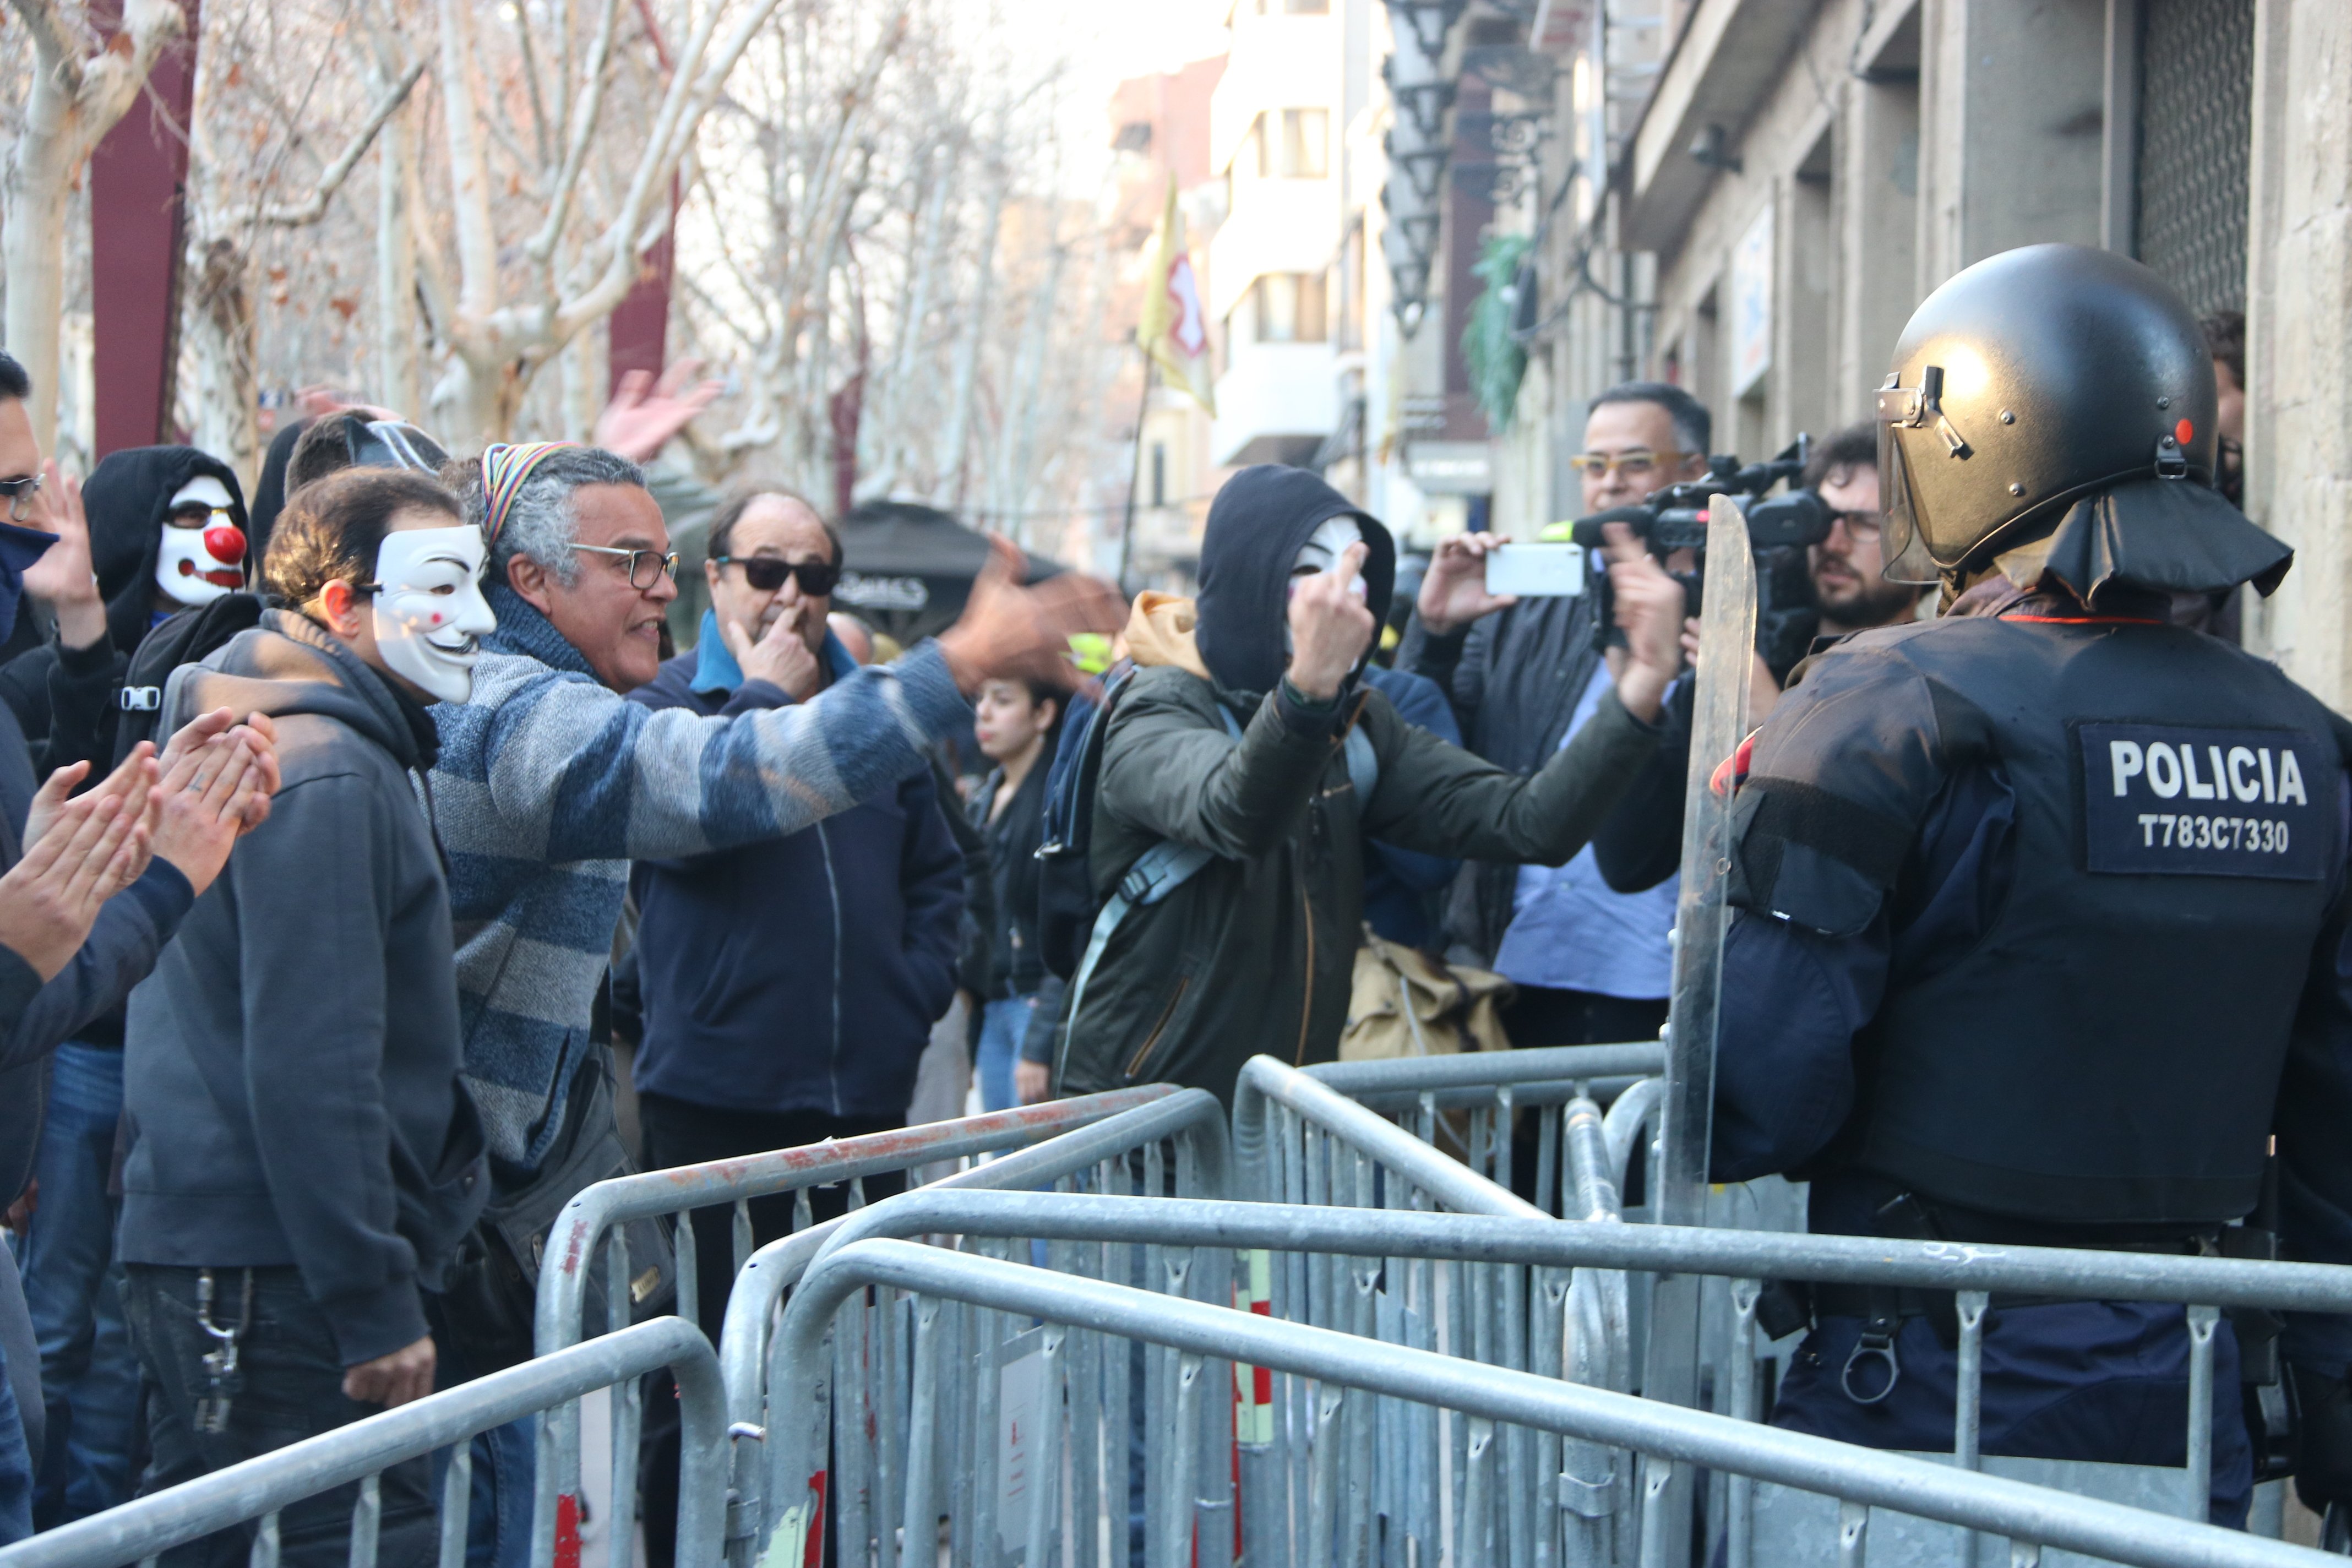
626, 486, 963, 1333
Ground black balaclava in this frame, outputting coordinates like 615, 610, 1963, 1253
83, 446, 249, 653
1192, 464, 1395, 697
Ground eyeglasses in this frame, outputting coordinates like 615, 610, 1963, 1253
1828, 509, 1882, 542
1568, 450, 1692, 480
0, 473, 43, 525
571, 543, 679, 589
714, 555, 840, 596
167, 503, 238, 529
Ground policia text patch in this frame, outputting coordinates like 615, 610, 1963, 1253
2080, 723, 2328, 880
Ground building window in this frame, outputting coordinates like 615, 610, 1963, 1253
1254, 273, 1329, 343
1244, 111, 1326, 180
1278, 109, 1328, 178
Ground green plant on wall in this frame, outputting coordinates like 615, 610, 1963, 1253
1462, 232, 1533, 431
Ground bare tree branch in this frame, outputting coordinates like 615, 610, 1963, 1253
262, 55, 427, 225
524, 0, 622, 263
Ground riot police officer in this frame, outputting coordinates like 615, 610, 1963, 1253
1711, 242, 2352, 1524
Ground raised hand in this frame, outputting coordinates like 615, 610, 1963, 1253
1600, 522, 1686, 722
1415, 530, 1517, 636
935, 537, 1127, 696
1286, 542, 1376, 701
726, 601, 821, 700
21, 461, 106, 650
594, 360, 724, 464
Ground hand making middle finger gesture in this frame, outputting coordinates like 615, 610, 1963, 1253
1286, 541, 1376, 701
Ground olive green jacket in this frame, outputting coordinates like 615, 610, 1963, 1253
1057, 665, 1660, 1104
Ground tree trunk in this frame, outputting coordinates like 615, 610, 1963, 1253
187, 236, 259, 492
374, 99, 419, 415
2, 67, 81, 453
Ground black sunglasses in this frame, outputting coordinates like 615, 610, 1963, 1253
715, 555, 840, 596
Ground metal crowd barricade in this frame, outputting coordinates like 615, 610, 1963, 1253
528, 1087, 1177, 1568
1233, 1049, 2345, 1566
715, 1088, 1232, 1568
771, 1227, 2352, 1568
1302, 1042, 1666, 1216
0, 1318, 725, 1568
1232, 1053, 1588, 1568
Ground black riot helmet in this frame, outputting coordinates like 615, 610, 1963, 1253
1874, 243, 2290, 600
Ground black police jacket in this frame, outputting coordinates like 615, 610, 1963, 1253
1729, 597, 2352, 1227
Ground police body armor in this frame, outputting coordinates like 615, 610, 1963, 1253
1734, 610, 2350, 1227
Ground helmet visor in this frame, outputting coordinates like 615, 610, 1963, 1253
1875, 417, 1943, 585
350, 419, 452, 475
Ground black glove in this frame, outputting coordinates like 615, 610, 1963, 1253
2289, 1361, 2352, 1512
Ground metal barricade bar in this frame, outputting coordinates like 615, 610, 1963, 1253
778, 1239, 2342, 1568
715, 1090, 1233, 1568
732, 1189, 2352, 1568
535, 1085, 1177, 1355
527, 1087, 1182, 1568
1233, 1054, 1548, 1218
1302, 1041, 1665, 1095
0, 1318, 725, 1568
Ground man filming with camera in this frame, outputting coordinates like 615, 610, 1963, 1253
1398, 381, 1717, 1065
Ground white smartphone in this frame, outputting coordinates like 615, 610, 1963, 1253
1483, 542, 1587, 598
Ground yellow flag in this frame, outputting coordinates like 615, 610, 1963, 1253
1136, 176, 1216, 415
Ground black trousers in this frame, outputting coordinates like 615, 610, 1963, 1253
634, 1093, 907, 1568
1496, 986, 1670, 1211
121, 1265, 436, 1568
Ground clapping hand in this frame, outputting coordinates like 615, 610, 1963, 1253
0, 764, 156, 981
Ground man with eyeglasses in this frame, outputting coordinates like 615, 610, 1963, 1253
622, 486, 962, 1317
423, 442, 1115, 1564
620, 488, 967, 1559
1586, 421, 1927, 898
1395, 382, 1712, 1161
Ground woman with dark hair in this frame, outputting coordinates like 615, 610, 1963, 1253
967, 674, 1061, 1108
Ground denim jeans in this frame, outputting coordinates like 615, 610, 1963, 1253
975, 993, 1038, 1113
425, 1299, 536, 1568
123, 1265, 438, 1568
18, 1043, 139, 1526
0, 1248, 35, 1546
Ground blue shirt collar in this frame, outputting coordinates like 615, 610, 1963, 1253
690, 607, 854, 700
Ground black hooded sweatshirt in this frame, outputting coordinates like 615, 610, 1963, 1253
0, 445, 249, 781
1059, 465, 1664, 1103
0, 449, 246, 1052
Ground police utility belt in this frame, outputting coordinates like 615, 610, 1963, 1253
1758, 1191, 2283, 1407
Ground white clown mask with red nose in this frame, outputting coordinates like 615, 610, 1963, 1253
155, 476, 247, 606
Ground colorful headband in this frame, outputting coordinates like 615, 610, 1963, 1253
479, 441, 579, 550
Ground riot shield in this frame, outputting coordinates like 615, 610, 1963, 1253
1641, 492, 1756, 1559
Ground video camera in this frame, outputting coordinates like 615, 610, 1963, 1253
1545, 434, 1830, 677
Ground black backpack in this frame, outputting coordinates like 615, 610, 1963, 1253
111, 592, 266, 766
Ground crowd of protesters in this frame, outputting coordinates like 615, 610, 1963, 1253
0, 307, 2268, 1560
